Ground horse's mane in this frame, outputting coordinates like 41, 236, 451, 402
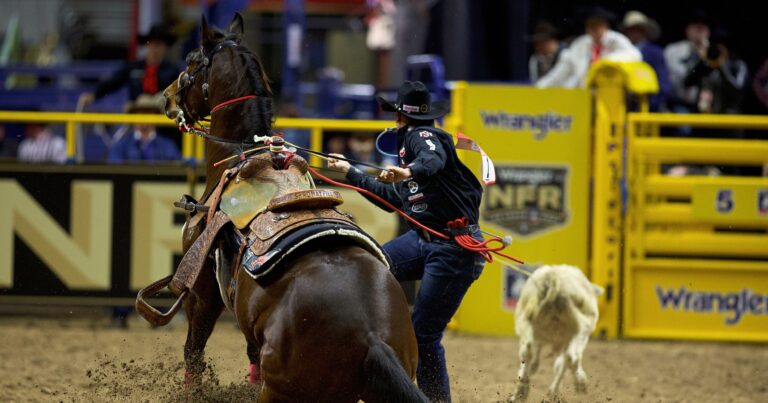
202, 28, 275, 140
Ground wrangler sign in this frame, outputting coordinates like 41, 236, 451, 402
450, 83, 591, 335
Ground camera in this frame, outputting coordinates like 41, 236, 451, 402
706, 42, 721, 61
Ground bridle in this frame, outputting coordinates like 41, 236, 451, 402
172, 39, 260, 145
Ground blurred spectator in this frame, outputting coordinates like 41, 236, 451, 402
79, 25, 179, 105
346, 132, 396, 174
527, 21, 563, 82
683, 31, 747, 115
365, 0, 397, 88
17, 122, 66, 164
387, 0, 434, 86
316, 67, 345, 118
325, 133, 349, 156
536, 6, 641, 88
664, 11, 710, 113
108, 94, 180, 163
752, 58, 768, 112
622, 11, 670, 111
0, 125, 19, 159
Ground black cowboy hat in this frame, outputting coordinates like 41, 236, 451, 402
584, 6, 617, 25
526, 20, 559, 43
138, 24, 176, 45
376, 81, 449, 120
684, 9, 710, 27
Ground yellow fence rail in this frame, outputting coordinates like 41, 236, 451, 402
623, 112, 768, 342
0, 111, 392, 167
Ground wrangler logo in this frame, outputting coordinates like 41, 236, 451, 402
656, 286, 767, 325
479, 110, 574, 140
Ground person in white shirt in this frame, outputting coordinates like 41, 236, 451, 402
536, 7, 641, 88
17, 123, 67, 164
663, 10, 710, 112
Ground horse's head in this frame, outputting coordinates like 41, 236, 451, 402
163, 13, 273, 141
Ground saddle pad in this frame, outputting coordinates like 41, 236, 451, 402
241, 222, 389, 280
220, 173, 313, 229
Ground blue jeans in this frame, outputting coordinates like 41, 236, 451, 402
384, 230, 485, 402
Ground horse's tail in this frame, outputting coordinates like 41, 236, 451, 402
363, 334, 428, 403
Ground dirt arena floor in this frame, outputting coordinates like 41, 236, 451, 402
0, 311, 766, 403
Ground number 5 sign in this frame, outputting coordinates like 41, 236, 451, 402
694, 184, 768, 222
716, 189, 734, 213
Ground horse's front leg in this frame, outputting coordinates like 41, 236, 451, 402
183, 259, 224, 389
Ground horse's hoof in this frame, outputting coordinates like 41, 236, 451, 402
184, 370, 202, 390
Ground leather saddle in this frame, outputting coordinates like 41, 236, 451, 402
136, 151, 386, 325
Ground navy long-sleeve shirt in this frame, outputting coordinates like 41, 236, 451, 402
637, 41, 670, 111
346, 125, 483, 233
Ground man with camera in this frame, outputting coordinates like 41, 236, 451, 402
683, 31, 748, 115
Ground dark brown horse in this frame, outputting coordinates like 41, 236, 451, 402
162, 14, 424, 403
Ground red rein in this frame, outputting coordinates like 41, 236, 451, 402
210, 95, 257, 114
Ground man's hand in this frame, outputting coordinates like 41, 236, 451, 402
327, 153, 351, 173
378, 166, 411, 183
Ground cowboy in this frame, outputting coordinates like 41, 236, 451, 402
328, 81, 485, 402
108, 93, 181, 163
80, 24, 180, 106
622, 10, 670, 111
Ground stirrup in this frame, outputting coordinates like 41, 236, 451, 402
135, 275, 188, 327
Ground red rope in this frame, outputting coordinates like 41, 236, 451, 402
308, 168, 524, 264
448, 218, 524, 264
211, 95, 257, 114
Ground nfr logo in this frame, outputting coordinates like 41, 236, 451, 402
758, 190, 768, 216
716, 189, 734, 213
484, 165, 568, 237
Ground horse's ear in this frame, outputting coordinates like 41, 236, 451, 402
200, 14, 214, 45
228, 12, 244, 42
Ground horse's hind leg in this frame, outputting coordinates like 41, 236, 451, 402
247, 342, 262, 384
183, 261, 224, 386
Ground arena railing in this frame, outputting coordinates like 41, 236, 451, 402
622, 112, 768, 342
587, 61, 659, 338
0, 111, 391, 167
